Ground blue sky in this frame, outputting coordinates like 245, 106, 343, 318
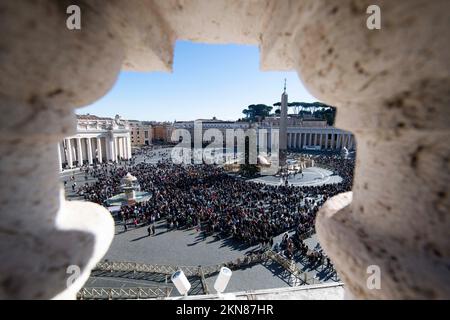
78, 41, 318, 121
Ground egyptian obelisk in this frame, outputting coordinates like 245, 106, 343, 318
279, 79, 288, 167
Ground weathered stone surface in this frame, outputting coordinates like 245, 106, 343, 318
300, 0, 450, 299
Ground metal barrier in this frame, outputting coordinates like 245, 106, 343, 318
93, 254, 266, 278
94, 261, 220, 277
265, 249, 319, 285
77, 286, 172, 300
83, 250, 322, 299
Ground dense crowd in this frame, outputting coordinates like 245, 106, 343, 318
74, 151, 354, 263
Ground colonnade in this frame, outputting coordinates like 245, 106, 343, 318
260, 128, 355, 152
286, 130, 355, 150
59, 135, 131, 169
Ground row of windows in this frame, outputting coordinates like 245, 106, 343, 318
131, 130, 149, 135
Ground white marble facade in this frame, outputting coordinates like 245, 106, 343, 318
58, 115, 132, 169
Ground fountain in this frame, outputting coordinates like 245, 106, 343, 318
104, 172, 151, 207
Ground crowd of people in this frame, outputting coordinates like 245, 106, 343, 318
73, 150, 355, 265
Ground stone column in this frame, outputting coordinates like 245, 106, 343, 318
66, 139, 73, 168
115, 137, 120, 161
122, 137, 127, 159
117, 137, 121, 160
57, 143, 62, 172
293, 133, 298, 150
116, 137, 122, 159
295, 0, 450, 299
120, 137, 124, 159
127, 136, 132, 159
0, 1, 124, 299
108, 136, 115, 162
87, 138, 93, 165
302, 133, 306, 149
123, 137, 126, 159
97, 137, 103, 163
348, 135, 354, 150
76, 138, 83, 166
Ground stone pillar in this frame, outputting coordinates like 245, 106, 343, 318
87, 138, 93, 165
341, 134, 347, 149
293, 133, 298, 150
97, 137, 103, 163
108, 136, 115, 162
345, 134, 350, 149
0, 1, 124, 299
302, 133, 306, 149
308, 132, 312, 146
66, 139, 73, 168
76, 138, 83, 166
122, 137, 127, 159
295, 0, 450, 299
120, 137, 125, 159
319, 134, 323, 150
57, 143, 62, 172
120, 137, 124, 160
127, 136, 132, 159
348, 135, 354, 150
115, 137, 120, 161
115, 137, 119, 160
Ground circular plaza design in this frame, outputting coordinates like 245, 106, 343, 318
248, 167, 342, 187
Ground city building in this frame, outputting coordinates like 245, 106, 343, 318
172, 116, 354, 152
258, 120, 355, 152
129, 120, 152, 146
288, 127, 354, 151
152, 122, 174, 143
58, 114, 131, 169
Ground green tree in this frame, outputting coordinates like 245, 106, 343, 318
242, 104, 273, 121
